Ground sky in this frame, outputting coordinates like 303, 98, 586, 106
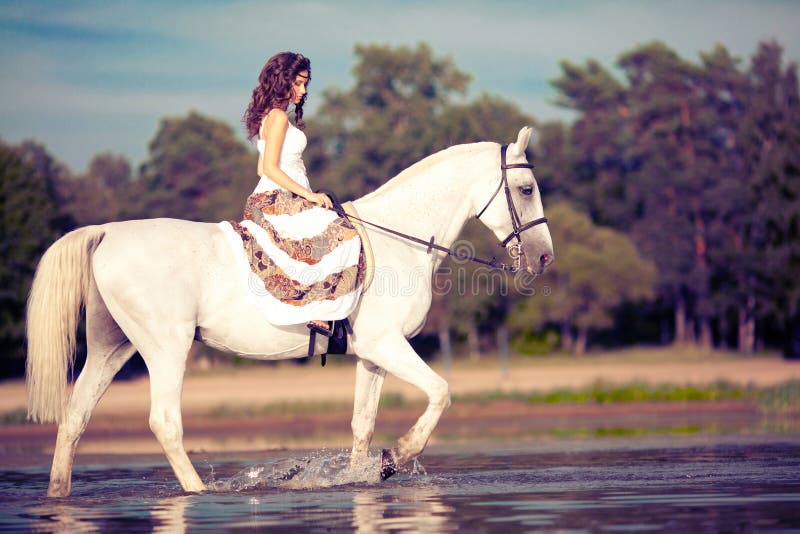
1, 0, 798, 174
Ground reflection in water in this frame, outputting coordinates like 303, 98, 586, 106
352, 486, 455, 533
7, 441, 800, 532
150, 495, 190, 534
26, 503, 101, 533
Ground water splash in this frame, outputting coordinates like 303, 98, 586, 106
209, 450, 385, 492
411, 457, 427, 476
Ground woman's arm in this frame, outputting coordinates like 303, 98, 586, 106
260, 110, 332, 208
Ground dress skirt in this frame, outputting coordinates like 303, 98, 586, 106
219, 188, 364, 326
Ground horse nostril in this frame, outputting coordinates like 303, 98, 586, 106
540, 253, 553, 267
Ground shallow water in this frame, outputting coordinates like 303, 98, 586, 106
2, 437, 800, 532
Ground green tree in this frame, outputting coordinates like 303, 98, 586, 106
735, 42, 800, 355
436, 94, 536, 149
528, 120, 573, 203
694, 45, 757, 351
307, 43, 471, 200
509, 202, 656, 355
135, 111, 254, 222
61, 152, 133, 226
615, 41, 717, 348
0, 141, 66, 375
550, 58, 633, 226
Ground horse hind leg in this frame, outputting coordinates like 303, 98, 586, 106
104, 310, 206, 493
48, 283, 137, 497
95, 265, 205, 493
142, 338, 206, 493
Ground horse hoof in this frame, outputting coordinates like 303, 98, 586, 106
380, 448, 397, 480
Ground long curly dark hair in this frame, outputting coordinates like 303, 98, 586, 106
243, 52, 311, 140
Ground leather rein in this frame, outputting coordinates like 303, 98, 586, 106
334, 144, 548, 273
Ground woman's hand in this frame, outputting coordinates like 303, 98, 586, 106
308, 191, 333, 209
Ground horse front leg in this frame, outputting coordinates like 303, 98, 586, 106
354, 333, 451, 478
350, 358, 386, 465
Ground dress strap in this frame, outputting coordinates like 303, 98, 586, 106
258, 111, 271, 139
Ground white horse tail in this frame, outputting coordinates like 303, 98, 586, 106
26, 225, 106, 423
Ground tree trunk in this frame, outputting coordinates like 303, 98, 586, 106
661, 318, 671, 345
674, 296, 687, 345
574, 327, 588, 356
497, 326, 509, 380
718, 312, 730, 350
738, 298, 756, 354
698, 317, 713, 350
438, 327, 452, 378
686, 319, 697, 346
560, 321, 574, 353
467, 320, 481, 361
784, 313, 800, 360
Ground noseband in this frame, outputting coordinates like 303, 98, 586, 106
476, 144, 549, 248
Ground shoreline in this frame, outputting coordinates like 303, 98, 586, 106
3, 349, 798, 418
2, 349, 799, 461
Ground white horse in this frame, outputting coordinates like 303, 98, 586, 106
26, 127, 553, 497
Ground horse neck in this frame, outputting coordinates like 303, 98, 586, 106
354, 144, 491, 257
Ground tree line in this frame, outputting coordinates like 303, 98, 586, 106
1, 40, 798, 376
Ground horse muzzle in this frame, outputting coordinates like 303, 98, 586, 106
513, 242, 554, 276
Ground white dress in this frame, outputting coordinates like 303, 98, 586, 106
218, 114, 363, 326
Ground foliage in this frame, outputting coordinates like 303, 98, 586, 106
135, 111, 254, 222
60, 152, 133, 226
758, 380, 800, 413
508, 202, 656, 354
528, 381, 747, 404
0, 141, 66, 374
550, 40, 800, 353
510, 329, 560, 356
306, 43, 472, 200
2, 39, 799, 377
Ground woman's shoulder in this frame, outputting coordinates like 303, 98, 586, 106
260, 108, 290, 139
264, 108, 289, 125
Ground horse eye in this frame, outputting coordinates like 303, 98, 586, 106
519, 185, 533, 196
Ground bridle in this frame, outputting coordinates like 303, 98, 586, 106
475, 144, 549, 270
334, 144, 548, 273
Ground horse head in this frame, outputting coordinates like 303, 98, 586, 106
474, 127, 554, 275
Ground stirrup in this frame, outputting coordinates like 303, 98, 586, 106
307, 321, 332, 366
307, 321, 333, 337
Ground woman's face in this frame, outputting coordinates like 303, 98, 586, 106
290, 71, 309, 105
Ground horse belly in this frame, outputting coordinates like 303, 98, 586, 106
195, 225, 322, 360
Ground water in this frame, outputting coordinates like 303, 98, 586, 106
2, 437, 800, 532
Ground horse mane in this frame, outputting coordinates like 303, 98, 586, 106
360, 141, 496, 202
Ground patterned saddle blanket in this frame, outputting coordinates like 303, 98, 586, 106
219, 190, 373, 326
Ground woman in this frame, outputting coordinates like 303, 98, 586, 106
226, 52, 363, 336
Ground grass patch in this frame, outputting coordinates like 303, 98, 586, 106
191, 381, 800, 420
454, 380, 800, 408
759, 381, 800, 413
530, 381, 748, 404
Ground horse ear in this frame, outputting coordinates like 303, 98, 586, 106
508, 126, 533, 157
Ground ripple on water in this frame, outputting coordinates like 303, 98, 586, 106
2, 440, 800, 532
